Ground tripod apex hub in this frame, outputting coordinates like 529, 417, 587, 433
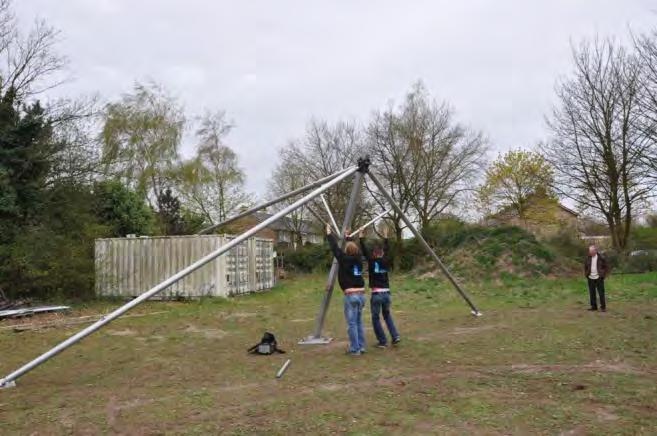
357, 156, 371, 173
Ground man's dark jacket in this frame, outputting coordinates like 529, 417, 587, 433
584, 254, 609, 279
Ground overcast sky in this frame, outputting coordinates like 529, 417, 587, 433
15, 1, 657, 198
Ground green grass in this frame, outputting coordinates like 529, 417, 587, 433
1, 272, 656, 434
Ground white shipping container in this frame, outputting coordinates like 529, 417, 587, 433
95, 235, 274, 299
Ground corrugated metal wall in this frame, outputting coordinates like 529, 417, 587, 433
95, 235, 274, 299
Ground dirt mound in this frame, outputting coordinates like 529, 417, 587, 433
416, 225, 577, 279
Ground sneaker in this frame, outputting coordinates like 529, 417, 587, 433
392, 337, 401, 345
359, 349, 367, 354
346, 350, 361, 356
376, 343, 388, 349
601, 308, 607, 312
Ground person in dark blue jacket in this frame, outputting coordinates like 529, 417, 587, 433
326, 224, 366, 355
359, 227, 400, 348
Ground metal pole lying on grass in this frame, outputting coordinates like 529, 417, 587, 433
300, 160, 366, 344
366, 172, 482, 317
0, 166, 359, 389
348, 209, 392, 238
196, 167, 354, 235
276, 359, 291, 379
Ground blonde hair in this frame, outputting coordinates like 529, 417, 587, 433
345, 241, 360, 256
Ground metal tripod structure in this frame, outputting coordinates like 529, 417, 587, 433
0, 157, 480, 390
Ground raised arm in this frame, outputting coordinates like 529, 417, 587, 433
359, 237, 371, 260
326, 225, 343, 261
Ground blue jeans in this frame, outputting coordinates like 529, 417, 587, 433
371, 292, 399, 345
343, 293, 366, 353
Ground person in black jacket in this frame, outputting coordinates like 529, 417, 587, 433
359, 227, 400, 348
584, 245, 609, 311
326, 224, 366, 355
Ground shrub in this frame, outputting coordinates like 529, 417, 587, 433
281, 244, 332, 273
545, 229, 587, 261
631, 226, 657, 250
93, 180, 155, 237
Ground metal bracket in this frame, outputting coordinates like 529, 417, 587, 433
0, 380, 16, 389
357, 156, 371, 173
298, 335, 333, 345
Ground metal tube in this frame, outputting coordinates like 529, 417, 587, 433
310, 171, 364, 339
366, 172, 481, 316
276, 359, 291, 378
197, 167, 355, 235
320, 194, 340, 235
0, 167, 359, 388
348, 209, 392, 238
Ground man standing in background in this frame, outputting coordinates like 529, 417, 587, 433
585, 245, 608, 312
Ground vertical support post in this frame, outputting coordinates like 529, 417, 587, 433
300, 163, 367, 344
367, 172, 482, 316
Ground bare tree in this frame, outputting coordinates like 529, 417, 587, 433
177, 111, 252, 224
545, 39, 656, 250
0, 0, 67, 100
367, 82, 487, 240
46, 95, 104, 186
268, 157, 312, 246
635, 30, 657, 183
277, 119, 367, 227
398, 83, 487, 227
366, 104, 416, 245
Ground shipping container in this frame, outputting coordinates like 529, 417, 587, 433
95, 235, 274, 299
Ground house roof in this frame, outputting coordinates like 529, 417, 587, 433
252, 212, 320, 235
558, 204, 579, 217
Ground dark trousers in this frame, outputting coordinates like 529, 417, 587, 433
587, 278, 606, 310
370, 292, 400, 345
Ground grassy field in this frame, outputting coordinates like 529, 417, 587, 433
1, 272, 656, 435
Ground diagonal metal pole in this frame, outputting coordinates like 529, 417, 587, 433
348, 208, 392, 238
0, 167, 359, 389
300, 168, 365, 344
320, 194, 340, 234
197, 167, 354, 235
367, 172, 482, 316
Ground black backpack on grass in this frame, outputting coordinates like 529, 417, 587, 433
247, 332, 286, 355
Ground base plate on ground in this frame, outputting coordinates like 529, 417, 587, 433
298, 336, 333, 345
0, 380, 16, 389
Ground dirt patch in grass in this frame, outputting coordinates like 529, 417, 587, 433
184, 324, 228, 339
221, 312, 257, 320
510, 361, 648, 375
106, 328, 137, 337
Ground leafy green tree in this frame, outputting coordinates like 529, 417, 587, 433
177, 111, 252, 224
93, 180, 154, 237
478, 150, 557, 227
156, 188, 205, 235
101, 81, 184, 210
8, 183, 109, 299
0, 88, 59, 292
